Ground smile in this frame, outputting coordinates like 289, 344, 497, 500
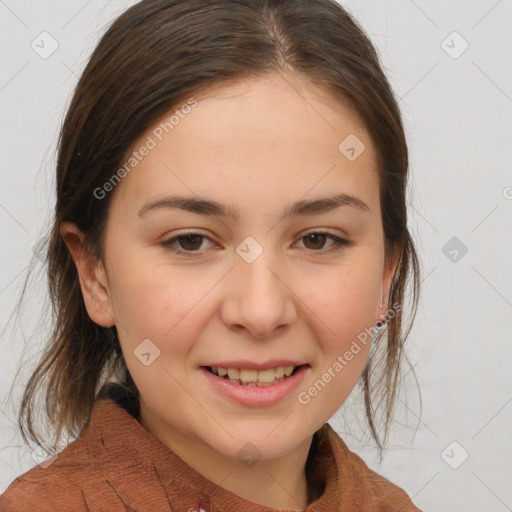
200, 364, 311, 407
206, 365, 300, 386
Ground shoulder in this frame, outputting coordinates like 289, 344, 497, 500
0, 458, 87, 512
324, 424, 423, 511
0, 435, 123, 512
352, 460, 422, 511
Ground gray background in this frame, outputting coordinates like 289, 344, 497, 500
1, 1, 511, 511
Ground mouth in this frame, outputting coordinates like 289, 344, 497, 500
201, 364, 309, 387
199, 363, 312, 407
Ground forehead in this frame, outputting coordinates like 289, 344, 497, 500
110, 72, 379, 217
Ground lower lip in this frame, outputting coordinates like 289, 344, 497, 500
199, 365, 311, 407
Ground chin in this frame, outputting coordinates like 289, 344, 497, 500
208, 426, 307, 462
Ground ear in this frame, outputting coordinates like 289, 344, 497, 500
376, 242, 401, 323
59, 221, 116, 328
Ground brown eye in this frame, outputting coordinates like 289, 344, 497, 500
160, 233, 212, 255
175, 234, 203, 251
297, 231, 351, 254
160, 231, 351, 257
302, 233, 328, 250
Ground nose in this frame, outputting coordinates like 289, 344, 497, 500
220, 250, 297, 339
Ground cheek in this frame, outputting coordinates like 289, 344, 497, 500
301, 260, 381, 336
114, 271, 201, 339
108, 235, 382, 347
111, 269, 205, 398
108, 249, 217, 356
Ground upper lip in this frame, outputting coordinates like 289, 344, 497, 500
201, 360, 309, 371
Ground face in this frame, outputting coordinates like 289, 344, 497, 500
63, 72, 398, 468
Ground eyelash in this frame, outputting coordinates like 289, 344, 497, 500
159, 230, 352, 256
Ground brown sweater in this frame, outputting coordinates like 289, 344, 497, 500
0, 387, 422, 512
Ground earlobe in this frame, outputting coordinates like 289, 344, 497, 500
59, 221, 116, 328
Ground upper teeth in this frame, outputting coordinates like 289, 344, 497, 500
211, 365, 296, 383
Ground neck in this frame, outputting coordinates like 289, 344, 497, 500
138, 401, 314, 510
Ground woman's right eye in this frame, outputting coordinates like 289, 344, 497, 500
160, 233, 214, 255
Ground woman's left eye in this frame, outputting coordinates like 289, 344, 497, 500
296, 231, 351, 253
160, 231, 351, 256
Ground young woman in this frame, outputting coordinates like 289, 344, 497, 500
1, 0, 422, 510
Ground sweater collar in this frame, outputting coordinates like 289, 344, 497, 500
82, 387, 342, 512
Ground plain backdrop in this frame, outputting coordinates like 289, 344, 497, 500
1, 1, 511, 511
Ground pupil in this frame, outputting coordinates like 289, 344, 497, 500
180, 235, 201, 250
306, 233, 324, 250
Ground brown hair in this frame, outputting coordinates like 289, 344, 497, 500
8, 0, 420, 459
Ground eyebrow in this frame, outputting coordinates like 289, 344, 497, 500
137, 192, 371, 220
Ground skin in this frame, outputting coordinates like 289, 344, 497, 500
61, 71, 399, 510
